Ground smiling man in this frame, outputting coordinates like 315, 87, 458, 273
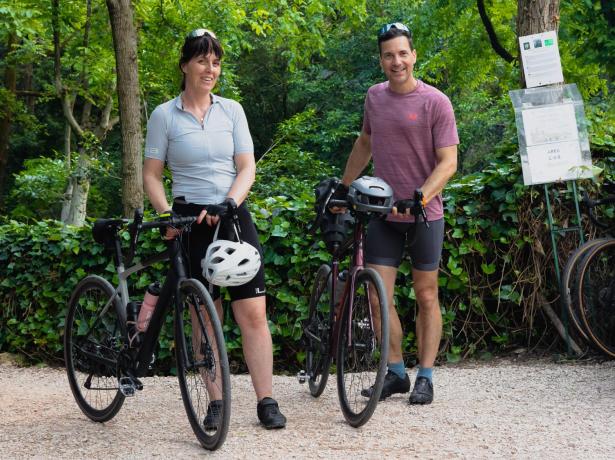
336, 23, 459, 405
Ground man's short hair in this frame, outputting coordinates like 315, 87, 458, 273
378, 26, 413, 53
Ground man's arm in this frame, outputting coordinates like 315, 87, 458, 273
420, 145, 457, 204
341, 131, 372, 187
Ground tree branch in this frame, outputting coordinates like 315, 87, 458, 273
601, 0, 615, 29
477, 0, 515, 63
52, 0, 84, 137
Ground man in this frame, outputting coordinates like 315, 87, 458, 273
336, 22, 458, 404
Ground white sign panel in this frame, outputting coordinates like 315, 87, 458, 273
519, 30, 564, 88
521, 103, 578, 145
519, 103, 591, 184
525, 141, 587, 184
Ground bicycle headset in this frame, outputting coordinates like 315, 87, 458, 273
347, 176, 394, 214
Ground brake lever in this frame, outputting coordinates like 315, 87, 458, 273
311, 180, 339, 235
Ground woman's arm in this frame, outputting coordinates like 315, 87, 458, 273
143, 158, 171, 213
227, 152, 256, 206
203, 152, 255, 227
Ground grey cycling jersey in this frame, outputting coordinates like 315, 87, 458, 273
144, 94, 254, 204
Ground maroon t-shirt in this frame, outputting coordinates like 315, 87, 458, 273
362, 80, 459, 222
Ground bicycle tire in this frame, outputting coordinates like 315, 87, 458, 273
560, 238, 610, 343
304, 264, 333, 397
64, 275, 125, 422
175, 278, 231, 450
336, 267, 389, 427
575, 238, 615, 358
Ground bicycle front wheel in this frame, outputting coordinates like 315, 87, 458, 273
175, 278, 231, 451
304, 264, 333, 397
576, 238, 615, 357
561, 238, 609, 344
336, 268, 389, 427
64, 275, 125, 422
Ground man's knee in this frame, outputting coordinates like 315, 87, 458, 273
415, 284, 439, 308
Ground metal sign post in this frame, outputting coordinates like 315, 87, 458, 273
510, 84, 593, 356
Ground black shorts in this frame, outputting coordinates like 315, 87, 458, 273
365, 218, 444, 271
172, 200, 266, 302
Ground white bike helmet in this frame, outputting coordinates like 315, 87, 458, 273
202, 221, 261, 287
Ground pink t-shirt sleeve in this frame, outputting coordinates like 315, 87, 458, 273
431, 95, 459, 149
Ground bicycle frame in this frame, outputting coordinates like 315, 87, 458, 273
327, 215, 376, 357
105, 233, 191, 377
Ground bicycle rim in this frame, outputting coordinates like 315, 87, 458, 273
305, 264, 333, 397
175, 278, 230, 450
336, 268, 389, 427
577, 239, 615, 357
64, 275, 125, 422
561, 238, 609, 344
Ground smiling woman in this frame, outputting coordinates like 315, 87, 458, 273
141, 29, 287, 431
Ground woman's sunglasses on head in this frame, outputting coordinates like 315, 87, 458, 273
187, 28, 217, 40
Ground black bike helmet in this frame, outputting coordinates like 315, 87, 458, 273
347, 176, 394, 214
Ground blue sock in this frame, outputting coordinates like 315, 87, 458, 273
417, 366, 433, 382
387, 361, 406, 379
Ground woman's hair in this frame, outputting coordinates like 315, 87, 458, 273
178, 34, 224, 90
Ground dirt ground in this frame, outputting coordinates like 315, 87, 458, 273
1, 355, 615, 459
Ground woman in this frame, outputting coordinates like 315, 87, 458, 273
143, 29, 286, 429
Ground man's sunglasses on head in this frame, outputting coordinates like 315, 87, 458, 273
378, 22, 411, 38
187, 28, 217, 40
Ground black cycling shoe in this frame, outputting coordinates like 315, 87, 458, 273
361, 370, 410, 401
203, 400, 223, 430
257, 397, 287, 429
408, 376, 433, 405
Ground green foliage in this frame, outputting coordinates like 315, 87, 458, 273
3, 0, 614, 369
9, 157, 67, 220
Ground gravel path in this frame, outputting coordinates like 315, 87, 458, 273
1, 357, 615, 459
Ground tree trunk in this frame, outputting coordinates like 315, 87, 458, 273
516, 0, 561, 86
65, 147, 92, 226
106, 0, 144, 218
0, 32, 17, 207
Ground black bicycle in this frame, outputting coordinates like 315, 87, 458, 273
64, 206, 231, 450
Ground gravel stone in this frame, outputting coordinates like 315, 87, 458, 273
1, 359, 615, 458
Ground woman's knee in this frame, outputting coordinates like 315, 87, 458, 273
232, 297, 268, 329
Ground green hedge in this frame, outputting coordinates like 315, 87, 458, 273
2, 147, 612, 372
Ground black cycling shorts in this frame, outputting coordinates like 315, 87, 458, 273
365, 218, 444, 271
172, 200, 266, 302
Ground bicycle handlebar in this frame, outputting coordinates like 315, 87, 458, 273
393, 190, 429, 228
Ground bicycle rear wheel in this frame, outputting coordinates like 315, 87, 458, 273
336, 268, 389, 427
576, 238, 615, 357
175, 278, 230, 451
303, 264, 333, 397
64, 275, 125, 422
561, 238, 609, 344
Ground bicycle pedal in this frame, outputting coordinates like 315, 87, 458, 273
296, 370, 307, 384
119, 376, 139, 397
